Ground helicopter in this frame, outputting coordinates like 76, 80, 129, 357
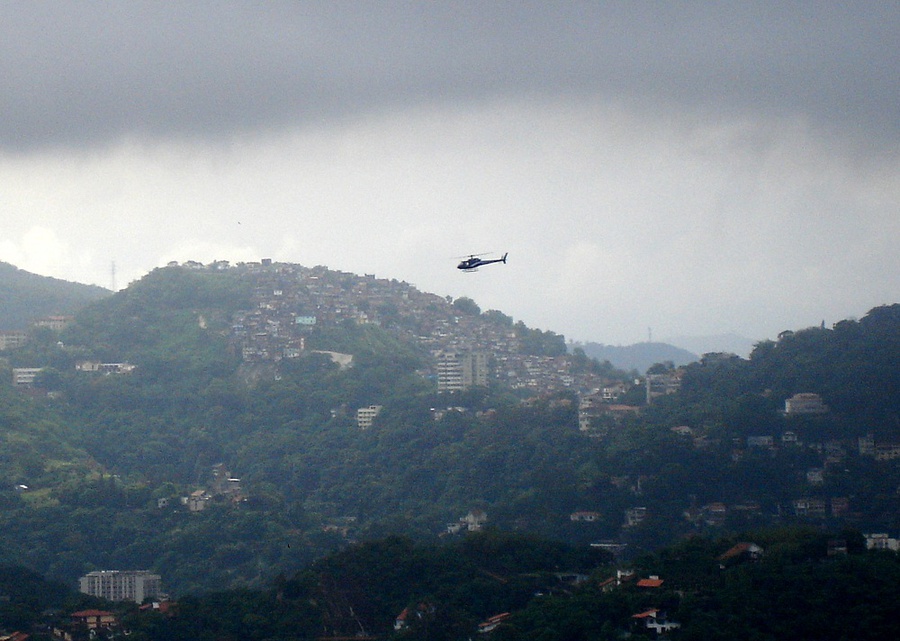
457, 252, 508, 271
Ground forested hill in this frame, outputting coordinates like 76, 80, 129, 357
569, 340, 698, 373
2, 529, 898, 641
0, 261, 897, 599
0, 261, 110, 329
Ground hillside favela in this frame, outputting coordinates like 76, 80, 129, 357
0, 259, 896, 640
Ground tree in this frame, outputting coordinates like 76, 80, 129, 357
452, 297, 481, 316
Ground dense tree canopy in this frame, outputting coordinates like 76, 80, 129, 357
0, 264, 896, 602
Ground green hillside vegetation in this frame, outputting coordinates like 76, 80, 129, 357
0, 263, 896, 600
0, 261, 109, 330
0, 378, 97, 503
4, 528, 896, 640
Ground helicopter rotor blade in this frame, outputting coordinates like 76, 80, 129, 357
452, 251, 493, 259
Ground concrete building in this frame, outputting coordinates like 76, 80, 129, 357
0, 331, 28, 351
32, 315, 73, 331
435, 351, 488, 392
784, 392, 829, 415
11, 367, 43, 386
79, 570, 163, 603
645, 371, 682, 404
865, 532, 900, 551
356, 405, 383, 429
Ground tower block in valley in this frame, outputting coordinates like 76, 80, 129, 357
79, 570, 163, 603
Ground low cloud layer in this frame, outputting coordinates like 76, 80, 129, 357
1, 3, 897, 347
3, 3, 898, 152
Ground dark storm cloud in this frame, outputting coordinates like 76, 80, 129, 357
2, 2, 898, 152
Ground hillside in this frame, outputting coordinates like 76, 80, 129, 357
0, 261, 897, 598
153, 529, 900, 640
570, 340, 698, 373
4, 529, 897, 641
0, 261, 110, 330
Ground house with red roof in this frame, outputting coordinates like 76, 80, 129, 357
631, 609, 681, 635
718, 542, 763, 566
70, 609, 117, 630
478, 612, 511, 633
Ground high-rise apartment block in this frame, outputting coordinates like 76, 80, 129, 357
79, 570, 163, 603
435, 351, 488, 392
356, 405, 383, 429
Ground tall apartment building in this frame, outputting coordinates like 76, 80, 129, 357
0, 330, 28, 351
356, 404, 383, 429
79, 570, 163, 603
435, 351, 488, 392
645, 371, 682, 404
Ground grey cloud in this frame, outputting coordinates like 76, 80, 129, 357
2, 2, 898, 152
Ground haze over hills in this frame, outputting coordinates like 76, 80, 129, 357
569, 340, 699, 374
0, 261, 110, 330
664, 332, 759, 359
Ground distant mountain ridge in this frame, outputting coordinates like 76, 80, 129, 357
0, 261, 110, 329
664, 332, 758, 359
569, 340, 698, 373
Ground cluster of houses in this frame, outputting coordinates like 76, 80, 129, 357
4, 260, 648, 408
0, 570, 173, 640
156, 463, 245, 513
203, 260, 624, 394
0, 315, 74, 351
445, 509, 488, 534
393, 565, 686, 637
566, 396, 900, 544
37, 602, 175, 641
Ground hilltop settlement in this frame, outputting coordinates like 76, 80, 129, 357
0, 260, 897, 639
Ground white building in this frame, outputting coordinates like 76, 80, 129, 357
784, 393, 829, 415
12, 367, 43, 386
356, 405, 383, 429
32, 315, 73, 331
865, 533, 900, 551
0, 331, 28, 351
79, 570, 162, 603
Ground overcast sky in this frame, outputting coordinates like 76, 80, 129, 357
1, 2, 897, 349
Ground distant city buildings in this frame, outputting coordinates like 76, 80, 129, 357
78, 570, 162, 603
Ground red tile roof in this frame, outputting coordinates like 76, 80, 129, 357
636, 578, 664, 588
71, 610, 114, 617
